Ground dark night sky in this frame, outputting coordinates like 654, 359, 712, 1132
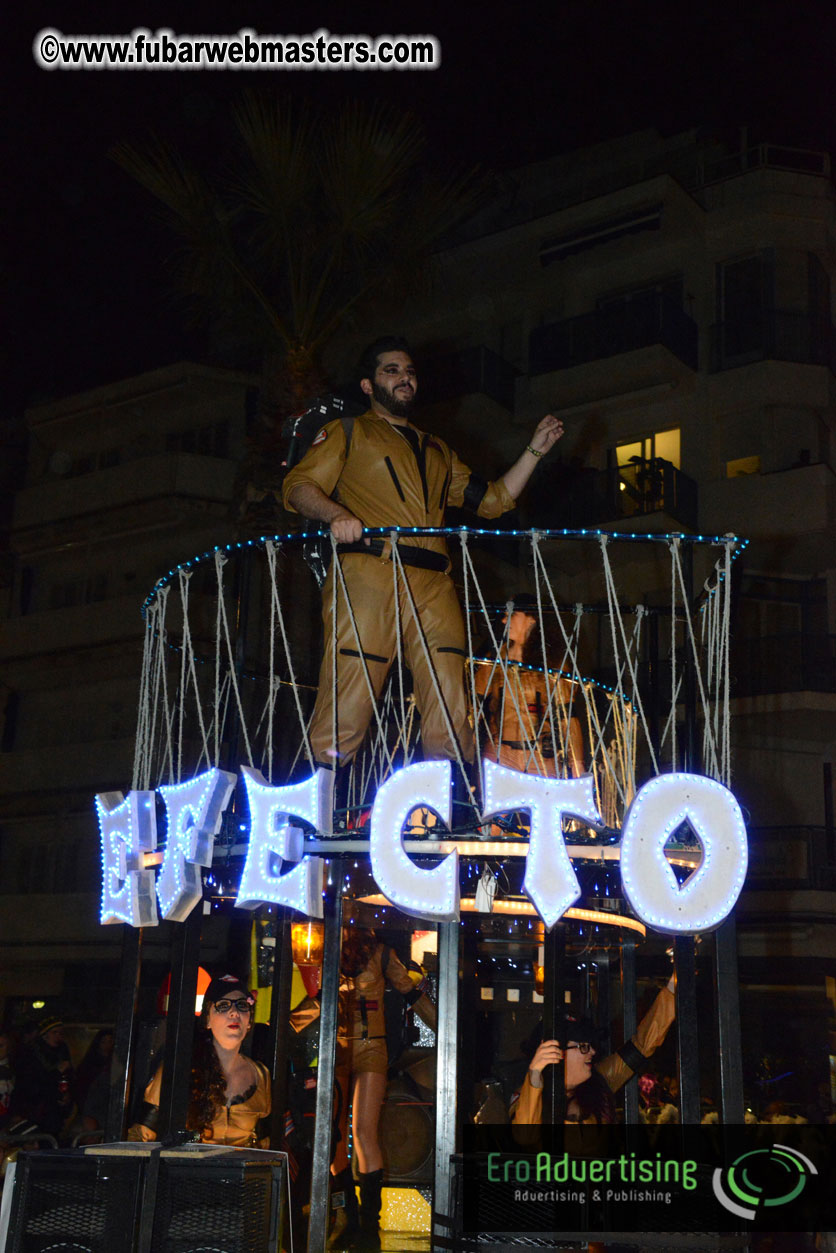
5, 1, 836, 415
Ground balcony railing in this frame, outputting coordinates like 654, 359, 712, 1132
710, 309, 836, 374
424, 344, 519, 410
745, 826, 836, 890
732, 633, 836, 696
532, 459, 698, 530
530, 294, 699, 375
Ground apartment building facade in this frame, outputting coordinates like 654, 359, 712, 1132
1, 127, 833, 1106
333, 126, 836, 1096
0, 364, 256, 1015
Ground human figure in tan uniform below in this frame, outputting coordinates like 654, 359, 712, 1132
291, 928, 436, 1251
282, 336, 564, 773
475, 597, 584, 781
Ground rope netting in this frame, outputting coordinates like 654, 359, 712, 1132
132, 528, 742, 834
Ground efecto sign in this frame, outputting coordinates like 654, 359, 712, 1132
95, 761, 747, 936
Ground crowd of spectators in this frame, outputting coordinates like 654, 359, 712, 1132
0, 1017, 115, 1154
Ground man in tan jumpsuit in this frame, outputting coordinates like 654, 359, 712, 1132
283, 336, 564, 772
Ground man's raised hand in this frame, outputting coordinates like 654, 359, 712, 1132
529, 414, 564, 455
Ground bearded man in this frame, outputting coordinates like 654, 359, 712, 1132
283, 336, 563, 783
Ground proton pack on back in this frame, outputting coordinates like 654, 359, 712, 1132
281, 393, 366, 586
281, 392, 366, 474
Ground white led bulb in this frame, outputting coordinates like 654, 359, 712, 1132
156, 769, 237, 922
482, 762, 601, 929
235, 767, 326, 918
96, 790, 159, 927
620, 773, 748, 934
370, 760, 459, 922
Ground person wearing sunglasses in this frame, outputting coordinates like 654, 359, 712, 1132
128, 974, 270, 1146
512, 976, 676, 1125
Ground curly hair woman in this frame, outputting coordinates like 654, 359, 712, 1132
128, 974, 270, 1147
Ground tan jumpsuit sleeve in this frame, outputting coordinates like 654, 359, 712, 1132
282, 420, 349, 513
596, 986, 676, 1095
254, 1061, 272, 1149
446, 446, 516, 519
510, 1073, 543, 1126
383, 948, 438, 1035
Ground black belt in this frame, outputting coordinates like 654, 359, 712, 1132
501, 739, 556, 757
339, 538, 449, 573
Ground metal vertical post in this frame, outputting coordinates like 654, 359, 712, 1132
542, 923, 567, 1125
713, 917, 745, 1122
307, 872, 343, 1253
681, 544, 697, 773
621, 937, 639, 1125
432, 919, 460, 1253
673, 936, 700, 1124
647, 611, 661, 763
268, 909, 295, 1147
595, 951, 611, 1058
676, 541, 702, 1125
681, 539, 745, 1123
157, 906, 202, 1140
106, 924, 143, 1141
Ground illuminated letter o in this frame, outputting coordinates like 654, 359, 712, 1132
620, 773, 747, 934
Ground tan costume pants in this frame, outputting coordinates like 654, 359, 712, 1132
310, 553, 474, 765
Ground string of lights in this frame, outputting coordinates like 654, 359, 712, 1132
140, 527, 747, 615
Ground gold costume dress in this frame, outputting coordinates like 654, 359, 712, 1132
127, 1058, 271, 1147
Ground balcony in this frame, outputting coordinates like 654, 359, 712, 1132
13, 452, 238, 533
0, 735, 137, 794
729, 633, 836, 740
530, 295, 699, 375
710, 309, 836, 374
528, 459, 698, 531
701, 462, 833, 540
0, 595, 143, 659
732, 634, 836, 697
423, 345, 519, 410
745, 826, 836, 891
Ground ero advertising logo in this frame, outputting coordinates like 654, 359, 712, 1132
712, 1145, 817, 1220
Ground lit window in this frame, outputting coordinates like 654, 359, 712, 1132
726, 455, 761, 478
614, 429, 681, 517
616, 428, 680, 469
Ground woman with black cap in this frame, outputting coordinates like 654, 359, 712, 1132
511, 977, 676, 1125
128, 973, 270, 1146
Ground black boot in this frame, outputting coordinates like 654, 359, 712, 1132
327, 1167, 359, 1250
356, 1169, 383, 1251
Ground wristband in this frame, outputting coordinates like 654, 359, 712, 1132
526, 444, 544, 458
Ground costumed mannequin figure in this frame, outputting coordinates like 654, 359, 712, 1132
475, 595, 584, 780
128, 974, 270, 1147
282, 337, 564, 783
292, 928, 437, 1251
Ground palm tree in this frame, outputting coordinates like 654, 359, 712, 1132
113, 93, 487, 505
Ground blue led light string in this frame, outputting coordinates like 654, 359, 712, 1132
140, 528, 747, 615
126, 529, 749, 918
